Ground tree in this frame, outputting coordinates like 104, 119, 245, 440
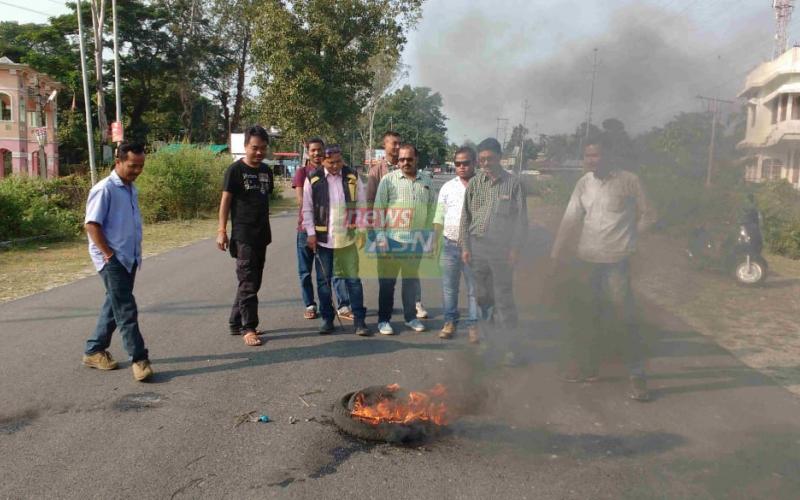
372, 85, 448, 166
89, 0, 109, 143
359, 49, 406, 160
249, 0, 424, 141
504, 124, 541, 168
206, 0, 255, 136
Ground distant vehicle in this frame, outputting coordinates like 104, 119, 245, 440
687, 206, 768, 286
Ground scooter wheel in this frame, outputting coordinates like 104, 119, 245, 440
734, 256, 768, 286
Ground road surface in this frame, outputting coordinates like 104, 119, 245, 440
2, 187, 800, 499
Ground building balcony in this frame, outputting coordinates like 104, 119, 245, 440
739, 120, 800, 150
740, 47, 800, 98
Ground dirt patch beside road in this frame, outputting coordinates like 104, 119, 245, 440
634, 233, 800, 396
528, 200, 800, 396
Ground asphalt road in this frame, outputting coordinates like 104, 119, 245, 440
2, 184, 800, 499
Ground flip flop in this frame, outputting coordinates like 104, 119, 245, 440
242, 331, 262, 347
304, 309, 317, 320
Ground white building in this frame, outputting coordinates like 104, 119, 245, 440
738, 48, 800, 187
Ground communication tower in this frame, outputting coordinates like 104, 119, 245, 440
774, 0, 795, 59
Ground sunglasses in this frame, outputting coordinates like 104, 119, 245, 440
454, 161, 472, 167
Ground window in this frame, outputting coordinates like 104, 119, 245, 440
780, 94, 789, 122
26, 111, 44, 127
761, 158, 784, 180
1, 149, 11, 177
793, 96, 800, 120
750, 104, 757, 127
0, 93, 11, 121
772, 99, 779, 124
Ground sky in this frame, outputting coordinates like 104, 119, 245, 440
1, 0, 793, 143
403, 0, 786, 143
1, 0, 71, 23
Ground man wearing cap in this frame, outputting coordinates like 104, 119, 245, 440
293, 137, 352, 321
302, 145, 370, 336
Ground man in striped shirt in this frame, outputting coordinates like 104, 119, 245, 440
460, 138, 528, 356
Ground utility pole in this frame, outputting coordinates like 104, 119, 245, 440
76, 0, 97, 185
697, 95, 734, 187
495, 117, 508, 142
516, 100, 532, 174
33, 76, 46, 178
576, 48, 599, 160
774, 0, 795, 59
585, 48, 599, 141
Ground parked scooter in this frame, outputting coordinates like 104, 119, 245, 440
686, 206, 768, 286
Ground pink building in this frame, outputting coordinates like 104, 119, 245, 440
0, 56, 62, 179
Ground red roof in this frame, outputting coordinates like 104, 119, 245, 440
273, 152, 300, 158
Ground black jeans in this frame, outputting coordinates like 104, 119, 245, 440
229, 240, 267, 333
85, 257, 148, 362
377, 239, 422, 323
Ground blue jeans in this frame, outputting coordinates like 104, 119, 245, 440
85, 256, 148, 362
314, 244, 366, 322
588, 258, 645, 377
297, 231, 349, 309
563, 258, 645, 378
441, 238, 478, 325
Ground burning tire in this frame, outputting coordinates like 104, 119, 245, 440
332, 385, 446, 444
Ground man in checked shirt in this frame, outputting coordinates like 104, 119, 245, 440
460, 138, 528, 359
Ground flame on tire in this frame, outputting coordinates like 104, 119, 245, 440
350, 383, 449, 426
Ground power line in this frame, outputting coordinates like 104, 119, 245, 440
0, 0, 51, 16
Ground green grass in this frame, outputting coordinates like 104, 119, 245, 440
0, 192, 297, 303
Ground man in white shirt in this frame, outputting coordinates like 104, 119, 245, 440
433, 146, 480, 342
551, 137, 657, 401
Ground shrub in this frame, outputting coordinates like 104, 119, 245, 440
0, 176, 85, 241
755, 181, 800, 259
527, 173, 578, 207
135, 148, 230, 222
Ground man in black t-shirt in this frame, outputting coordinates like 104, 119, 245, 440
216, 125, 274, 347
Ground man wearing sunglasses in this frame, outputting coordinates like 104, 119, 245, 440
374, 143, 436, 335
433, 146, 480, 342
367, 131, 430, 320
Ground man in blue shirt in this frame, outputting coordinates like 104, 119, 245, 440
82, 142, 153, 382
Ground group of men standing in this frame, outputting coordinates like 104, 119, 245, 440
80, 125, 655, 401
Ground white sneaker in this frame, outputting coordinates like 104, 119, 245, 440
378, 322, 395, 335
415, 302, 428, 319
404, 319, 426, 332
